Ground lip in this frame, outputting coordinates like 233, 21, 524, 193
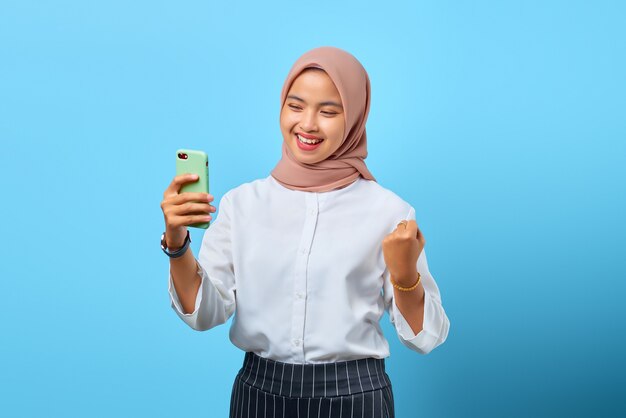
296, 132, 322, 140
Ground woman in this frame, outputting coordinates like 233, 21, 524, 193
160, 46, 450, 418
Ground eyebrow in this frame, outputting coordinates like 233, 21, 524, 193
287, 95, 343, 109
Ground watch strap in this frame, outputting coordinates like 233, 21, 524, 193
161, 230, 191, 258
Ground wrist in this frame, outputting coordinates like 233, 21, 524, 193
161, 230, 191, 258
392, 270, 419, 287
164, 229, 187, 249
165, 240, 184, 250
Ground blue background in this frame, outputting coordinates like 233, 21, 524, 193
1, 1, 624, 417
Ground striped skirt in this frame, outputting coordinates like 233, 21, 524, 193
229, 352, 395, 418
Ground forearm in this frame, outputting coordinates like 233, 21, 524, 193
391, 270, 425, 335
170, 247, 202, 314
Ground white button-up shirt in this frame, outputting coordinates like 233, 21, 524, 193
168, 175, 450, 363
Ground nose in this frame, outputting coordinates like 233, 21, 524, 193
299, 109, 318, 132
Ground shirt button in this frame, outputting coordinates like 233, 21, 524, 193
293, 339, 301, 346
309, 209, 315, 215
296, 292, 304, 299
301, 248, 307, 254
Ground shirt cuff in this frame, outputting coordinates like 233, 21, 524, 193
391, 289, 450, 355
168, 260, 205, 317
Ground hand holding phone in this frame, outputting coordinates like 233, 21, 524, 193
175, 149, 211, 229
160, 149, 214, 248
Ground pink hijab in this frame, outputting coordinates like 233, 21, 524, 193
270, 46, 377, 192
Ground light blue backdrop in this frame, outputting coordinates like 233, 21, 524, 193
1, 1, 624, 417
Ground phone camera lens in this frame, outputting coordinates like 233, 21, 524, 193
178, 153, 188, 160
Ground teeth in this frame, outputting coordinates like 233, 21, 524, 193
297, 134, 323, 145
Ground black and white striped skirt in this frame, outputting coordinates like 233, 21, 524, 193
229, 352, 395, 418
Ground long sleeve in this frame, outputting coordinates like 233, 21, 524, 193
383, 206, 450, 355
168, 192, 236, 331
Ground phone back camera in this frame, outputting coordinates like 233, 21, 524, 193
178, 153, 188, 160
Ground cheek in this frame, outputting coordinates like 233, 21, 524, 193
281, 114, 297, 131
323, 120, 344, 141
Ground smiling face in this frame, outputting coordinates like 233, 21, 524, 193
280, 68, 346, 165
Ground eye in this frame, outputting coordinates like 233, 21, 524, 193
288, 104, 302, 110
321, 111, 338, 116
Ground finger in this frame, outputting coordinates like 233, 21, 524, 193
407, 220, 425, 241
163, 174, 200, 197
170, 192, 214, 205
412, 223, 426, 243
405, 220, 419, 234
394, 220, 409, 232
170, 202, 214, 216
396, 220, 417, 236
171, 213, 213, 227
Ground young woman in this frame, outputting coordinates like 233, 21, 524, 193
160, 46, 450, 418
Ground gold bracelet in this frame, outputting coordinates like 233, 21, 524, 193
390, 272, 421, 292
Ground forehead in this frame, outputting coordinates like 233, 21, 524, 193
288, 69, 341, 98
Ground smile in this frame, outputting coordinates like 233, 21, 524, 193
295, 134, 324, 151
297, 134, 324, 144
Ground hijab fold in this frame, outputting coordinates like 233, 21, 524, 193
270, 46, 376, 192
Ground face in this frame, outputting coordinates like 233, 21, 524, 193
280, 69, 346, 164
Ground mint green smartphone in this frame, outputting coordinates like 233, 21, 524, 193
175, 148, 210, 229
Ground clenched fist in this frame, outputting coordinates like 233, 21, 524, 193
381, 220, 425, 286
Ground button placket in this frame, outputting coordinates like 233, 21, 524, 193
289, 193, 319, 362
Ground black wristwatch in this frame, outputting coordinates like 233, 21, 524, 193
160, 230, 191, 258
